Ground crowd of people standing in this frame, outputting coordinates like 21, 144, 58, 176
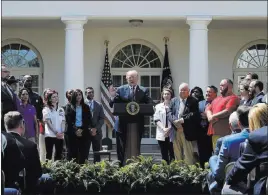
1, 63, 268, 194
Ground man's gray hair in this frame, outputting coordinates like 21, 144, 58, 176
4, 111, 23, 130
126, 70, 138, 77
22, 75, 32, 82
179, 83, 189, 91
229, 111, 239, 130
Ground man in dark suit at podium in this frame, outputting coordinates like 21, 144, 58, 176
109, 70, 152, 166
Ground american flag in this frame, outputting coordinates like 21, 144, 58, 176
100, 47, 115, 128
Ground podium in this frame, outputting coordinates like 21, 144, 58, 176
113, 103, 154, 164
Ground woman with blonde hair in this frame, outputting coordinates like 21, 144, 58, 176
248, 103, 268, 131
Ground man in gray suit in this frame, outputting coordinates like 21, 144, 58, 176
85, 87, 105, 163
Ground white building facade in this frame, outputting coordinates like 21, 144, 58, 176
2, 1, 267, 144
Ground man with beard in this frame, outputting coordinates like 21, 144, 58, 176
206, 79, 239, 150
249, 80, 264, 106
22, 75, 44, 131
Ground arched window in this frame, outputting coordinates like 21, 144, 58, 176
1, 43, 40, 68
111, 44, 161, 68
236, 42, 267, 69
1, 39, 43, 93
110, 40, 163, 144
233, 40, 268, 94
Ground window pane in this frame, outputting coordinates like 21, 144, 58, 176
140, 45, 151, 58
151, 76, 160, 87
114, 50, 127, 62
134, 56, 139, 66
263, 57, 267, 67
138, 57, 148, 67
150, 58, 161, 68
142, 127, 150, 138
31, 75, 39, 87
123, 62, 133, 68
121, 45, 132, 57
151, 88, 161, 100
247, 46, 258, 58
132, 44, 141, 55
141, 76, 149, 87
10, 43, 21, 51
112, 75, 122, 87
1, 45, 9, 53
144, 116, 150, 125
111, 58, 122, 68
147, 51, 158, 63
151, 126, 156, 138
123, 76, 127, 85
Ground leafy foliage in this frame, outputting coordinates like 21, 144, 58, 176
41, 156, 209, 194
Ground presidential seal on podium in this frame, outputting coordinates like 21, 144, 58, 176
126, 101, 140, 116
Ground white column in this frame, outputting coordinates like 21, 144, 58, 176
61, 16, 88, 95
186, 16, 212, 91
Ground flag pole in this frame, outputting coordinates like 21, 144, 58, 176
101, 39, 113, 150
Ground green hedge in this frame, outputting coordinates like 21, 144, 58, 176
41, 156, 209, 194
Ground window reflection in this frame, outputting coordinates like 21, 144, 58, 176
1, 43, 40, 68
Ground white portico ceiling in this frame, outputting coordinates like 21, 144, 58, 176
1, 19, 267, 29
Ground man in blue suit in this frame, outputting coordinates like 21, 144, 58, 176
109, 70, 152, 166
207, 105, 251, 194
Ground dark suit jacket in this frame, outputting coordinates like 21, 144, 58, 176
167, 96, 201, 141
1, 82, 17, 131
1, 132, 25, 189
109, 84, 152, 106
109, 84, 152, 131
28, 89, 44, 121
250, 92, 265, 106
65, 103, 93, 137
9, 132, 42, 193
239, 99, 252, 106
226, 126, 268, 194
85, 100, 104, 136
